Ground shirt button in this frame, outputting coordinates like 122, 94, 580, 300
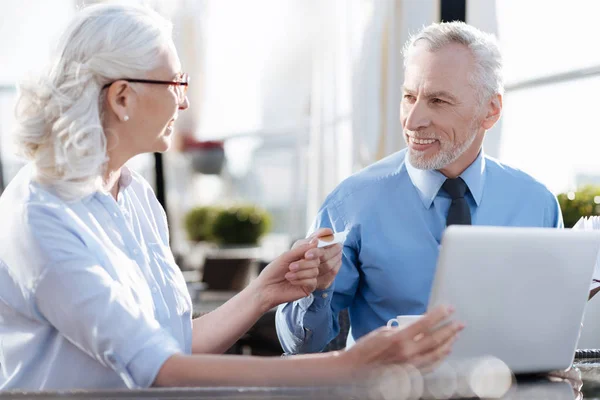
133, 249, 139, 255
321, 293, 328, 299
113, 212, 119, 218
152, 287, 158, 293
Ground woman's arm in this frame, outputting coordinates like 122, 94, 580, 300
191, 283, 266, 354
191, 240, 327, 354
157, 305, 462, 387
155, 352, 345, 387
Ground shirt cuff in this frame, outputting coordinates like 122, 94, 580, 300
125, 330, 183, 388
298, 285, 334, 311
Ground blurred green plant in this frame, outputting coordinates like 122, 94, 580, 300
183, 206, 222, 242
210, 205, 272, 246
557, 185, 600, 228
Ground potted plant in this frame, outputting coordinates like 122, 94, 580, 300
557, 185, 600, 228
183, 205, 222, 242
199, 205, 272, 291
210, 205, 272, 246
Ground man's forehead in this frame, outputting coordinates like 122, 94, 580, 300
403, 43, 475, 94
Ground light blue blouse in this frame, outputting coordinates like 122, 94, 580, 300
0, 165, 192, 390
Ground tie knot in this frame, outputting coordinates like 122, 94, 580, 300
442, 177, 468, 200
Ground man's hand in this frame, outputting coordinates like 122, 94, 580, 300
290, 228, 343, 291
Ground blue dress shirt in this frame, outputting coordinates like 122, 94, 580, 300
276, 149, 563, 354
0, 165, 192, 390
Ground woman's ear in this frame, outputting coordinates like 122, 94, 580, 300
105, 81, 133, 122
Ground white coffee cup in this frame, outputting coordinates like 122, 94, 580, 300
386, 315, 422, 329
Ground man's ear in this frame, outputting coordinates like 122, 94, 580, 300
482, 94, 502, 130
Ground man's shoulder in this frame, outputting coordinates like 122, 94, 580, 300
326, 150, 408, 205
484, 155, 555, 199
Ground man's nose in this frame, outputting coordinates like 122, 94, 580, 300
403, 100, 431, 131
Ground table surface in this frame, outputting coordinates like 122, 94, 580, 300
2, 360, 598, 399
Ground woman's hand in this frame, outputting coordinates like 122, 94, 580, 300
250, 240, 325, 313
343, 305, 463, 371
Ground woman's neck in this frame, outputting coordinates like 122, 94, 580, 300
104, 153, 128, 200
104, 167, 121, 200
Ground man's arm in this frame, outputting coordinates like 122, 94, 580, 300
275, 206, 360, 354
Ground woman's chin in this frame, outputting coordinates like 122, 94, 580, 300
153, 135, 173, 153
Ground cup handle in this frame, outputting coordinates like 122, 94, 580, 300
387, 318, 399, 328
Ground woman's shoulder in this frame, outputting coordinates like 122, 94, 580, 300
0, 164, 48, 209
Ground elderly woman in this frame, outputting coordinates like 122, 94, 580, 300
0, 3, 462, 390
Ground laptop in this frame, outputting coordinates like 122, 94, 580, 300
427, 225, 600, 374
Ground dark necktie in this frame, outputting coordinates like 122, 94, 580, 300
442, 177, 471, 226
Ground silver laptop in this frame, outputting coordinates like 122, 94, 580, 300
427, 226, 600, 374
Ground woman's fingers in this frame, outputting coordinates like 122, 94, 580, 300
411, 321, 463, 356
399, 305, 454, 339
289, 279, 318, 293
285, 263, 320, 281
382, 306, 462, 366
410, 331, 459, 369
280, 241, 318, 264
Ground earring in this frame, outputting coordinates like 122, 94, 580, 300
123, 115, 129, 122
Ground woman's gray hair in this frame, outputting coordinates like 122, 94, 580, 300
402, 21, 504, 102
14, 3, 173, 200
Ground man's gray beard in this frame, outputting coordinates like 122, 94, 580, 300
407, 128, 478, 170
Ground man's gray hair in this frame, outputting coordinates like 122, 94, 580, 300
402, 21, 504, 101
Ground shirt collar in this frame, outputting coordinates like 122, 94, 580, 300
84, 165, 133, 204
119, 165, 133, 189
406, 150, 486, 208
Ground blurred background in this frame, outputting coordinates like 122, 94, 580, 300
2, 0, 600, 352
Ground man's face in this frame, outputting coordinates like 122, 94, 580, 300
400, 42, 486, 171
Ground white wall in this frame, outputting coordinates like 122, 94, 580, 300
0, 0, 74, 85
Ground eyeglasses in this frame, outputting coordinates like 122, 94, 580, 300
102, 73, 189, 104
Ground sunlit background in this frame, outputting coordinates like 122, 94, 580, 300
1, 0, 599, 259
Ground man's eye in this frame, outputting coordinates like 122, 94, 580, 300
431, 98, 448, 104
403, 94, 415, 102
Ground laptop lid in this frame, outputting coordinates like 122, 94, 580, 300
427, 226, 600, 374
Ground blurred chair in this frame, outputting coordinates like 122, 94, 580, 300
577, 294, 600, 349
323, 309, 350, 352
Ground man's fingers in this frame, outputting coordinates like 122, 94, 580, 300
320, 243, 343, 260
319, 251, 343, 276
